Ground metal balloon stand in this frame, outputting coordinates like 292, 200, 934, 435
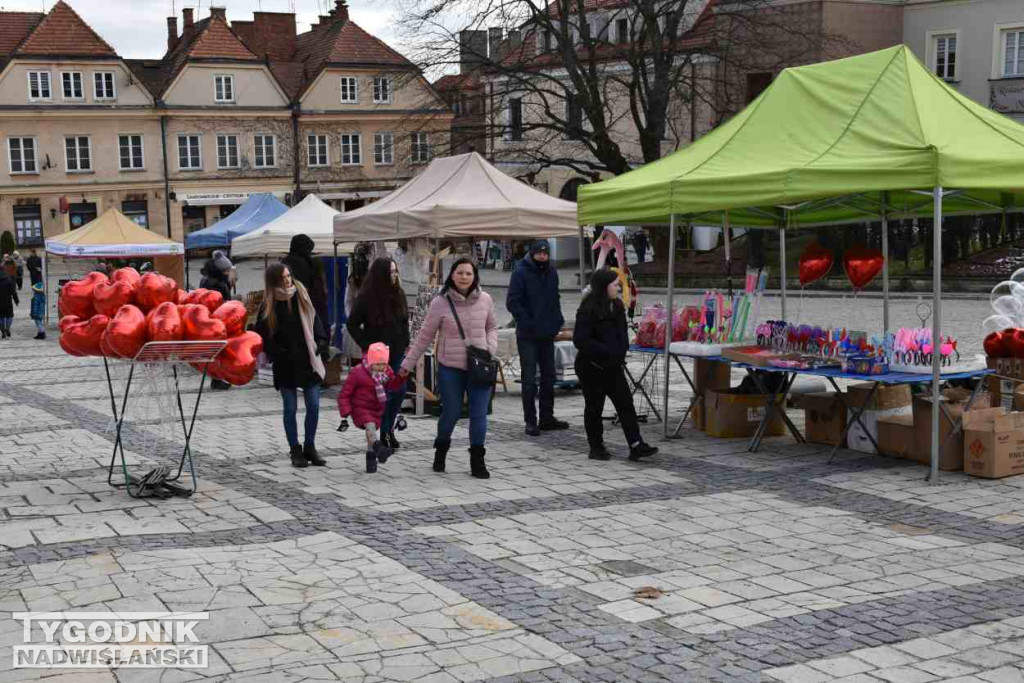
105, 340, 227, 499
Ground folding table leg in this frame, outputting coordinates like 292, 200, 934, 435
748, 371, 799, 452
168, 364, 203, 494
625, 354, 661, 421
827, 378, 880, 463
671, 356, 699, 438
107, 363, 139, 496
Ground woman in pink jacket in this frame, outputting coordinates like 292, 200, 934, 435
399, 259, 497, 478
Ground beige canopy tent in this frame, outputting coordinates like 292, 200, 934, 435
232, 194, 355, 257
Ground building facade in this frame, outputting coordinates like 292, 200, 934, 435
0, 0, 451, 246
903, 0, 1024, 124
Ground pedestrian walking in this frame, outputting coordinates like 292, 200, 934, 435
26, 249, 42, 287
632, 230, 648, 264
573, 268, 659, 461
346, 257, 409, 450
0, 263, 18, 339
342, 244, 371, 366
200, 250, 233, 301
11, 251, 24, 291
30, 281, 45, 340
254, 263, 328, 468
282, 234, 329, 329
338, 342, 401, 473
506, 239, 569, 436
399, 259, 498, 478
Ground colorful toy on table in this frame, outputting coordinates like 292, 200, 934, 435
886, 328, 960, 373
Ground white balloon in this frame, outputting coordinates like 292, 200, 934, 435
994, 295, 1024, 321
983, 314, 1016, 335
991, 281, 1024, 307
1012, 268, 1024, 284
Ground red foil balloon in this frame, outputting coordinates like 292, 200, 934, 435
798, 242, 834, 286
146, 301, 184, 342
93, 280, 135, 317
58, 271, 107, 318
111, 267, 141, 289
58, 315, 81, 333
103, 304, 148, 359
60, 314, 110, 357
843, 247, 884, 291
212, 300, 247, 338
176, 289, 188, 304
210, 331, 263, 386
136, 273, 178, 312
984, 331, 1008, 358
183, 289, 208, 305
182, 304, 227, 341
1012, 329, 1024, 359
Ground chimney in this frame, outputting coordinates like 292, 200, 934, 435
167, 16, 178, 52
209, 6, 226, 21
459, 29, 487, 74
333, 1, 349, 22
183, 7, 193, 29
488, 27, 502, 61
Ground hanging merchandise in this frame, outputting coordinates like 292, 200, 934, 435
593, 227, 640, 316
798, 241, 833, 286
843, 246, 884, 291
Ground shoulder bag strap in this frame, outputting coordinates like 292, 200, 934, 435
445, 295, 467, 341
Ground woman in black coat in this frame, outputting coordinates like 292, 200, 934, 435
255, 263, 329, 468
346, 257, 410, 449
0, 267, 18, 339
573, 268, 658, 462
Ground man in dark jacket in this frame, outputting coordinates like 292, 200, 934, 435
282, 234, 329, 327
506, 239, 569, 435
26, 249, 42, 286
199, 250, 233, 301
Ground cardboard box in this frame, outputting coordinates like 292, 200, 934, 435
705, 388, 785, 439
722, 346, 779, 367
799, 392, 847, 446
1015, 385, 1024, 412
691, 359, 732, 430
911, 390, 990, 470
964, 408, 1024, 478
845, 383, 912, 411
877, 413, 915, 458
844, 383, 912, 454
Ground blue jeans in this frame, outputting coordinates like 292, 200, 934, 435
280, 382, 321, 448
437, 364, 490, 446
0, 317, 11, 330
382, 354, 406, 435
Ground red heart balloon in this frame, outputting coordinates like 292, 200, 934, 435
182, 304, 227, 341
93, 280, 136, 317
111, 267, 141, 289
60, 314, 110, 357
798, 242, 834, 286
197, 290, 224, 313
1012, 329, 1024, 359
176, 289, 188, 304
984, 331, 1007, 358
146, 301, 183, 342
843, 247, 884, 291
136, 273, 178, 312
59, 315, 81, 333
103, 304, 148, 359
58, 271, 108, 318
212, 300, 247, 338
210, 331, 263, 385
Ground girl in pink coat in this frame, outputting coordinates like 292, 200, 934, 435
338, 342, 398, 473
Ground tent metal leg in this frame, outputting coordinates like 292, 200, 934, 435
333, 242, 339, 340
881, 196, 889, 334
780, 217, 787, 321
43, 251, 49, 328
663, 215, 677, 438
185, 250, 191, 290
929, 186, 943, 484
578, 224, 586, 289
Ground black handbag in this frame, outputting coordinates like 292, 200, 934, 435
446, 295, 498, 387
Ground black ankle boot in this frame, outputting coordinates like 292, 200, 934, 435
433, 438, 450, 473
304, 444, 326, 466
289, 444, 308, 468
469, 445, 490, 479
366, 450, 377, 473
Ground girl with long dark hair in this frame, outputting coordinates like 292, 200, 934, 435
573, 268, 658, 461
399, 258, 497, 478
255, 263, 329, 468
346, 257, 410, 449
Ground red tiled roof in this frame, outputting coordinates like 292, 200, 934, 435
0, 11, 43, 56
433, 72, 480, 91
186, 15, 259, 61
295, 19, 412, 72
15, 1, 117, 57
269, 60, 306, 98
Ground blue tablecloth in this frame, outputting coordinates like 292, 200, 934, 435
727, 362, 991, 385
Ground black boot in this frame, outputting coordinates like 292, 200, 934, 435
373, 440, 393, 464
629, 442, 659, 461
289, 444, 308, 468
589, 444, 612, 460
469, 445, 490, 479
366, 450, 378, 473
433, 437, 450, 473
539, 417, 569, 431
304, 443, 326, 466
382, 432, 401, 450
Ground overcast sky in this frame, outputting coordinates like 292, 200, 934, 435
0, 0, 399, 59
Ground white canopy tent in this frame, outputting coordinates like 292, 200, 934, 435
231, 194, 353, 257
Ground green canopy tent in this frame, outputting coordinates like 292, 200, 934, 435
577, 45, 1024, 481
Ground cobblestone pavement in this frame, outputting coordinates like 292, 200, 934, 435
2, 291, 1020, 683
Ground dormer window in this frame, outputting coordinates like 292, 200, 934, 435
27, 71, 51, 101
373, 77, 391, 104
215, 75, 235, 103
340, 77, 358, 103
93, 72, 116, 100
62, 72, 83, 100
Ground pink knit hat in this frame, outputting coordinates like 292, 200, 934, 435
366, 342, 390, 365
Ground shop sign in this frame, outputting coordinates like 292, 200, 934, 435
990, 79, 1024, 114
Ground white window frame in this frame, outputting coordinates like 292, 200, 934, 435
506, 97, 524, 141
177, 133, 203, 171
992, 22, 1024, 79
411, 132, 430, 164
340, 76, 358, 103
926, 29, 959, 81
118, 134, 145, 171
1003, 27, 1024, 77
253, 134, 276, 169
307, 134, 329, 167
216, 134, 240, 169
339, 134, 362, 165
7, 137, 38, 174
215, 74, 235, 103
372, 76, 392, 104
64, 135, 93, 173
27, 71, 51, 101
373, 132, 394, 165
93, 71, 116, 100
61, 71, 84, 100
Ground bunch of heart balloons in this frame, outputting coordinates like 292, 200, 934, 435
982, 268, 1024, 358
57, 268, 262, 386
797, 242, 884, 291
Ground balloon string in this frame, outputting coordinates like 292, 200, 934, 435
797, 286, 804, 324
